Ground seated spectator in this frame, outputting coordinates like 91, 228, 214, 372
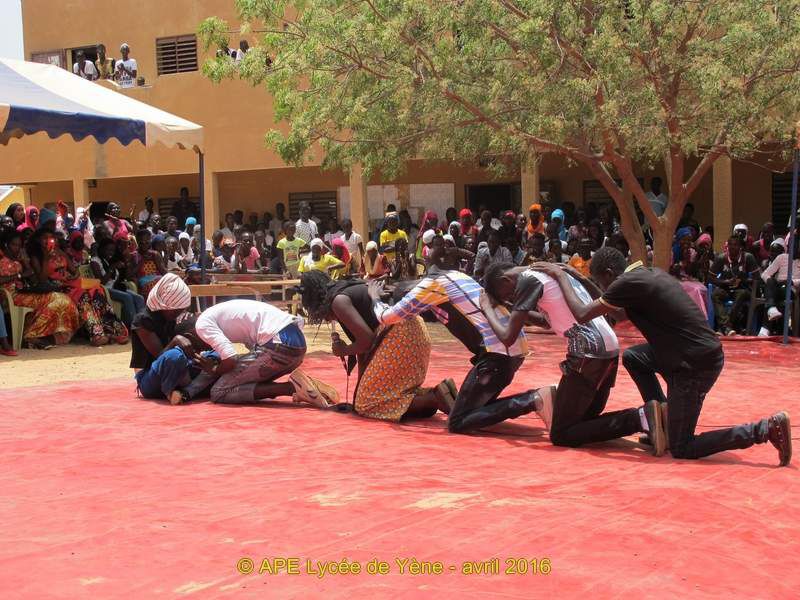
232, 232, 262, 272
447, 221, 464, 249
164, 237, 182, 271
523, 233, 546, 264
114, 43, 138, 88
213, 239, 236, 272
733, 223, 755, 254
23, 205, 40, 231
498, 211, 518, 246
66, 231, 89, 266
328, 237, 351, 277
474, 230, 513, 280
132, 229, 167, 297
90, 238, 144, 326
298, 238, 344, 276
177, 232, 194, 266
568, 238, 594, 277
253, 229, 274, 265
390, 236, 415, 281
73, 50, 98, 81
0, 230, 79, 349
709, 235, 759, 335
476, 210, 497, 245
567, 208, 588, 254
459, 208, 479, 246
148, 214, 163, 236
276, 221, 306, 277
506, 235, 527, 266
415, 211, 440, 260
211, 229, 225, 257
184, 216, 197, 233
5, 203, 26, 229
164, 216, 180, 239
670, 227, 708, 318
363, 240, 390, 280
759, 236, 800, 336
95, 43, 114, 80
587, 219, 605, 250
428, 233, 474, 272
550, 208, 568, 242
545, 237, 568, 264
29, 229, 127, 346
138, 197, 154, 224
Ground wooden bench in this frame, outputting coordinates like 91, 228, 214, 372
189, 281, 302, 314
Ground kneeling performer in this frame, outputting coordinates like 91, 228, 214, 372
195, 299, 337, 408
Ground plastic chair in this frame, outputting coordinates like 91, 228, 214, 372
2, 288, 33, 351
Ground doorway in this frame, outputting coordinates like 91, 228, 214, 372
466, 183, 521, 217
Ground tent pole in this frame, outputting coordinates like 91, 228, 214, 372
198, 151, 206, 283
782, 149, 799, 344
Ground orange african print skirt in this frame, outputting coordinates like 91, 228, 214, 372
354, 316, 431, 422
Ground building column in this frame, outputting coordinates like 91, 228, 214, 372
521, 154, 540, 208
712, 156, 733, 252
203, 168, 220, 230
72, 178, 90, 209
349, 163, 369, 238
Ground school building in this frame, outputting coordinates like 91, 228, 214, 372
0, 0, 794, 245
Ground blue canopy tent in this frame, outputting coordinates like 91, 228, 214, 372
0, 57, 207, 269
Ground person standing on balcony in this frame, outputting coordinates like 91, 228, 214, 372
115, 43, 138, 88
72, 50, 98, 81
95, 44, 114, 79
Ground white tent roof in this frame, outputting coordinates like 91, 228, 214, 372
0, 58, 203, 152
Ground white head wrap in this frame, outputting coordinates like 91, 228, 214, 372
310, 237, 324, 249
146, 273, 191, 312
422, 229, 436, 244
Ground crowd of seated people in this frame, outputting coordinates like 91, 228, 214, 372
2, 193, 798, 358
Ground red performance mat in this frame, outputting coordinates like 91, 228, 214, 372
1, 335, 798, 598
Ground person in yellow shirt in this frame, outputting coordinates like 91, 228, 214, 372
298, 238, 344, 276
568, 238, 594, 278
379, 212, 408, 264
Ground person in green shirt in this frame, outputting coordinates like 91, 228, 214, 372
276, 221, 307, 277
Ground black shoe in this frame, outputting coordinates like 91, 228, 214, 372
768, 411, 792, 467
644, 400, 667, 457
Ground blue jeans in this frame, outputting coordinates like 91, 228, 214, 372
0, 313, 8, 340
109, 288, 145, 326
136, 348, 193, 399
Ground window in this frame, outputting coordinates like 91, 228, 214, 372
771, 173, 792, 234
156, 34, 198, 75
30, 50, 65, 69
288, 192, 338, 222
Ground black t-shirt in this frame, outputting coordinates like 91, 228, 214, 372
601, 266, 721, 371
338, 284, 380, 342
129, 309, 177, 370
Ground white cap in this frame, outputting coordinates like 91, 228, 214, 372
422, 229, 436, 244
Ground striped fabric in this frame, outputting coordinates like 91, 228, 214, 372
374, 271, 528, 357
146, 273, 191, 311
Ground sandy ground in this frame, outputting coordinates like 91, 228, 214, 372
0, 322, 461, 388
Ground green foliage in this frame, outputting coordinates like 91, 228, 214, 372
199, 0, 800, 265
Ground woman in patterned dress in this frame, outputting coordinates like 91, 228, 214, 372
131, 228, 166, 298
298, 270, 453, 422
0, 230, 79, 348
27, 229, 128, 347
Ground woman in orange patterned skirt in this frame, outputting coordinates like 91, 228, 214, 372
0, 230, 79, 347
27, 230, 128, 347
299, 271, 454, 422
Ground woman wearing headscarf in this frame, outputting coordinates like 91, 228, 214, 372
28, 228, 127, 346
66, 231, 89, 265
24, 206, 40, 230
298, 238, 344, 276
527, 204, 546, 235
362, 240, 390, 280
0, 229, 79, 348
415, 210, 439, 260
131, 274, 215, 405
5, 203, 26, 229
330, 236, 351, 277
669, 227, 708, 318
448, 221, 464, 248
550, 209, 568, 242
299, 270, 452, 422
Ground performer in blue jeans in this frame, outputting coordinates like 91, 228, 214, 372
535, 248, 792, 466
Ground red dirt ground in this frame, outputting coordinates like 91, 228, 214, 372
1, 331, 798, 599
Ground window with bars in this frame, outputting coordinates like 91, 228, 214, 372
156, 35, 198, 75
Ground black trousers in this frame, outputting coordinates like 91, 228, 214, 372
549, 355, 642, 447
448, 353, 536, 433
711, 287, 749, 331
622, 344, 768, 459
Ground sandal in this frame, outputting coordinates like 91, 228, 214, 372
24, 339, 54, 350
289, 370, 336, 409
90, 335, 109, 347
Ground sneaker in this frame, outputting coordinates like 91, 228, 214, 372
767, 307, 783, 322
534, 385, 557, 431
290, 369, 334, 409
644, 400, 667, 457
767, 411, 792, 466
758, 326, 771, 337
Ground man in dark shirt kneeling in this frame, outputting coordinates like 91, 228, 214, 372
537, 247, 791, 466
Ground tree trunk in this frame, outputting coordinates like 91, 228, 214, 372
651, 222, 673, 270
617, 184, 648, 264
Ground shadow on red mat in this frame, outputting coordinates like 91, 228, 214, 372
0, 336, 798, 599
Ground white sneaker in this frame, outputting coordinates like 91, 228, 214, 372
534, 385, 557, 431
758, 326, 771, 337
767, 307, 783, 321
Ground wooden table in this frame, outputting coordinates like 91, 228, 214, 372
188, 280, 302, 313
